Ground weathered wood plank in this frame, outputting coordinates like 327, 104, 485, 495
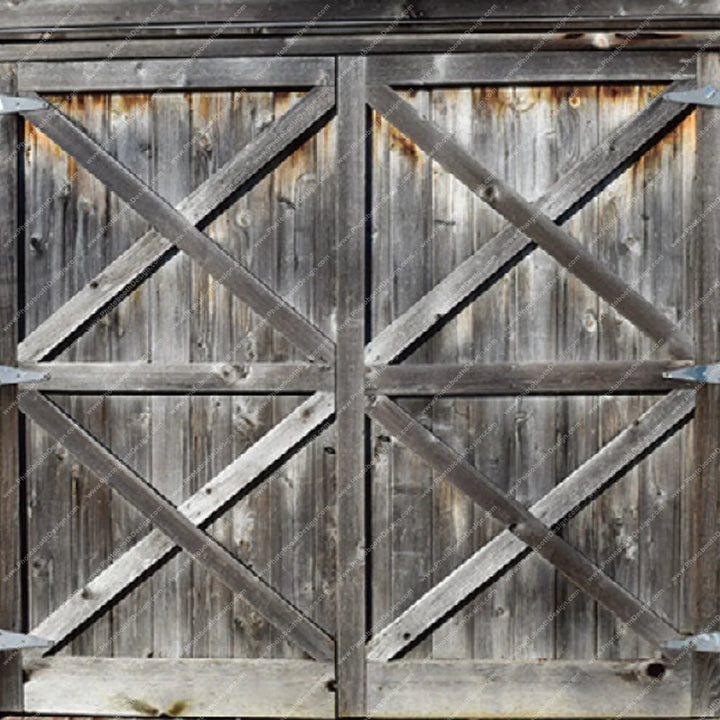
0, 61, 23, 714
24, 657, 335, 717
335, 56, 367, 716
366, 659, 691, 718
1, 1, 718, 31
18, 87, 335, 363
692, 52, 720, 717
25, 362, 333, 394
26, 392, 334, 654
365, 52, 695, 86
18, 391, 334, 661
0, 37, 714, 62
366, 361, 689, 395
21, 99, 334, 365
368, 395, 681, 650
367, 390, 694, 660
17, 58, 335, 92
365, 81, 695, 364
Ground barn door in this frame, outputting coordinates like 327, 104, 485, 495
0, 52, 714, 720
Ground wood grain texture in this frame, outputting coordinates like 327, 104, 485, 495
335, 56, 367, 716
24, 656, 335, 717
21, 99, 334, 365
367, 390, 694, 661
366, 658, 691, 718
368, 396, 679, 649
692, 52, 720, 716
368, 83, 694, 360
365, 52, 695, 85
28, 393, 334, 652
18, 391, 334, 661
0, 61, 23, 714
365, 80, 694, 365
26, 362, 333, 394
18, 87, 335, 363
17, 58, 335, 92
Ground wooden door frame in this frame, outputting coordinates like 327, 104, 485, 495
0, 45, 718, 718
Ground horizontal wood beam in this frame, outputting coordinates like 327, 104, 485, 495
24, 657, 335, 717
367, 83, 694, 361
0, 1, 718, 32
367, 659, 691, 718
24, 362, 333, 394
17, 58, 335, 93
365, 51, 695, 86
18, 391, 334, 661
28, 392, 334, 653
368, 395, 680, 649
1, 35, 718, 62
18, 87, 335, 363
367, 361, 691, 396
367, 390, 695, 660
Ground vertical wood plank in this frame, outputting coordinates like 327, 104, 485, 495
511, 86, 557, 660
230, 90, 275, 659
595, 86, 643, 661
336, 56, 366, 717
692, 52, 720, 717
24, 97, 74, 659
0, 61, 23, 712
150, 92, 193, 659
554, 85, 600, 661
189, 91, 235, 659
106, 92, 154, 659
428, 87, 475, 661
470, 86, 516, 661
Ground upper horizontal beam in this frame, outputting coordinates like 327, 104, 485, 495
365, 52, 695, 86
0, 1, 719, 33
0, 35, 719, 61
17, 58, 335, 93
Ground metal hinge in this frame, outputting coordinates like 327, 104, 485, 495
0, 366, 48, 386
663, 364, 720, 383
0, 629, 52, 651
664, 86, 720, 107
0, 94, 47, 115
661, 632, 720, 652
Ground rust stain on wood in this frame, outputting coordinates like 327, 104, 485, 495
388, 124, 419, 159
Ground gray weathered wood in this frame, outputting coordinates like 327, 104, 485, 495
335, 56, 367, 717
22, 99, 334, 365
366, 658, 691, 718
366, 361, 690, 395
24, 392, 335, 657
0, 61, 23, 714
17, 58, 334, 92
365, 82, 695, 364
691, 653, 720, 717
368, 395, 680, 649
24, 656, 335, 717
18, 391, 334, 661
18, 87, 335, 363
0, 1, 718, 32
0, 36, 715, 63
692, 52, 720, 717
367, 390, 694, 660
25, 362, 333, 394
365, 52, 695, 86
